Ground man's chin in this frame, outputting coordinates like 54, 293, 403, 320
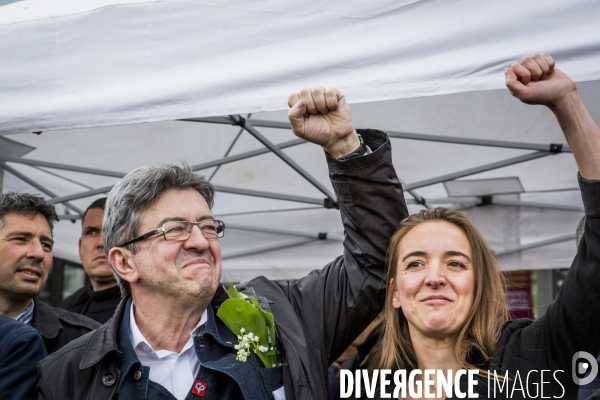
13, 284, 43, 300
88, 266, 116, 280
194, 279, 220, 300
93, 275, 118, 287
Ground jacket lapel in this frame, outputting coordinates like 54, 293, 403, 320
79, 297, 128, 369
32, 300, 63, 339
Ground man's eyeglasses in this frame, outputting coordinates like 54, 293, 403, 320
120, 220, 225, 247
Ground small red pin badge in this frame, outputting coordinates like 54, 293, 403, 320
192, 380, 208, 397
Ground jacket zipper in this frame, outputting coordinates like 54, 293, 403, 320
108, 370, 122, 400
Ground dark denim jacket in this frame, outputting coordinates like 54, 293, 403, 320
115, 299, 283, 400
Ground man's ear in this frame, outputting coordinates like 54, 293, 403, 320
108, 247, 139, 284
390, 278, 402, 309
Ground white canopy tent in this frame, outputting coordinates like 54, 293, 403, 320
1, 0, 599, 283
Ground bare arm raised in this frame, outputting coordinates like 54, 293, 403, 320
288, 86, 361, 159
502, 54, 600, 397
505, 53, 600, 179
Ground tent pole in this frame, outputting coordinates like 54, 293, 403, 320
420, 197, 584, 212
222, 237, 318, 260
214, 184, 326, 206
50, 185, 114, 204
230, 115, 337, 205
47, 183, 328, 207
228, 223, 342, 241
490, 198, 583, 213
187, 117, 572, 153
0, 162, 83, 215
386, 131, 571, 153
496, 233, 575, 257
191, 138, 304, 171
0, 155, 125, 178
404, 151, 552, 190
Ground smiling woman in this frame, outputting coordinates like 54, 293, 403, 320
380, 208, 508, 375
360, 53, 600, 400
365, 194, 600, 398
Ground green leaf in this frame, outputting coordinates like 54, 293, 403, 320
250, 298, 278, 348
217, 298, 268, 342
227, 285, 247, 299
218, 286, 281, 368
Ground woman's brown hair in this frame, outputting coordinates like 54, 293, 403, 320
375, 207, 510, 371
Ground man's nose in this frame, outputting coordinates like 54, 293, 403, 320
97, 230, 105, 249
28, 239, 46, 261
183, 224, 210, 252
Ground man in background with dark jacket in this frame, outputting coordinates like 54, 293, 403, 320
59, 198, 121, 323
0, 192, 99, 354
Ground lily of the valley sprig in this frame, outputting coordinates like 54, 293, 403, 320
234, 328, 271, 362
217, 285, 281, 368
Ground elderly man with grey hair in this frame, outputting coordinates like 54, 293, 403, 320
36, 87, 407, 400
0, 192, 99, 354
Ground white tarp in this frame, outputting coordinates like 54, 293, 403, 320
3, 82, 596, 279
1, 0, 600, 135
1, 0, 599, 282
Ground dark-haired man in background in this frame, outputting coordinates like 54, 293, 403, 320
59, 198, 121, 324
0, 192, 99, 354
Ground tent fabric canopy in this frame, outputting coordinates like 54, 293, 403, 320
2, 84, 597, 280
1, 0, 600, 134
1, 0, 599, 281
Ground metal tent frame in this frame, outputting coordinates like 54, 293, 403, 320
0, 114, 583, 261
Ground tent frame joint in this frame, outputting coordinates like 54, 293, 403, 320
549, 143, 563, 153
230, 115, 246, 128
323, 198, 338, 209
477, 195, 493, 206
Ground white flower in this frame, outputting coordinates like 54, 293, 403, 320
236, 331, 262, 362
234, 329, 280, 366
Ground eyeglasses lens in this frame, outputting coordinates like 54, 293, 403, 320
163, 221, 223, 241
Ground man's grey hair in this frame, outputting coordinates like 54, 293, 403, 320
103, 163, 215, 297
0, 192, 58, 231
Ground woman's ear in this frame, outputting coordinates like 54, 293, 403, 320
390, 278, 402, 309
108, 247, 139, 285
